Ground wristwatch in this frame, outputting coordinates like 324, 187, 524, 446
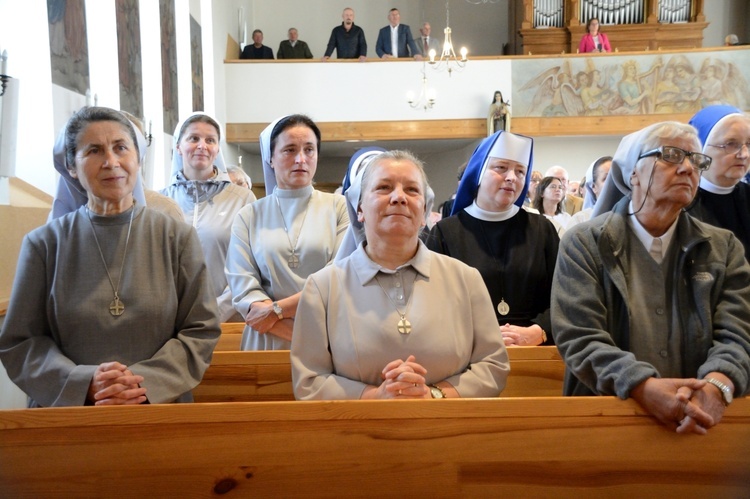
705, 377, 733, 406
429, 385, 446, 399
272, 301, 284, 320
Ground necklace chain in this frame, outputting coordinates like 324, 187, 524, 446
476, 218, 510, 316
274, 194, 310, 268
86, 203, 136, 316
374, 271, 418, 334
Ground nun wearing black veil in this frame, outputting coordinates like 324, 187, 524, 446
426, 131, 559, 346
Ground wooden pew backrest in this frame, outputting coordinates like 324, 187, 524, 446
1, 398, 748, 497
195, 347, 565, 402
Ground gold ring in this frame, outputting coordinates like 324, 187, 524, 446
398, 389, 402, 395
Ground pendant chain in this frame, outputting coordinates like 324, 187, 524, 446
374, 271, 419, 334
86, 203, 136, 316
476, 219, 510, 316
274, 194, 310, 267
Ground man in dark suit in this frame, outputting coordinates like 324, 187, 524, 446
277, 28, 313, 59
240, 29, 274, 59
417, 22, 441, 57
375, 8, 422, 60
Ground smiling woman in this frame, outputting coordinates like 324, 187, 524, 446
0, 107, 220, 407
161, 112, 257, 322
291, 150, 509, 400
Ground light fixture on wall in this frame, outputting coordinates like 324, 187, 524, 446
144, 119, 153, 147
428, 1, 468, 76
407, 63, 436, 111
0, 49, 9, 97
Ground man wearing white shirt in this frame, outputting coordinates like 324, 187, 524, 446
375, 8, 422, 60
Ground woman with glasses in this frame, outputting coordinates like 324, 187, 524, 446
426, 131, 559, 347
553, 121, 750, 434
532, 176, 570, 234
687, 105, 750, 262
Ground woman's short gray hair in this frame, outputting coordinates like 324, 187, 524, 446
65, 107, 139, 171
358, 150, 429, 206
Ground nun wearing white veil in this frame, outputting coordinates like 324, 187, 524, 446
567, 155, 612, 228
160, 112, 256, 322
225, 114, 348, 351
426, 131, 559, 346
291, 150, 508, 400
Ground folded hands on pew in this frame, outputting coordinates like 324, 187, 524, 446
87, 361, 147, 406
500, 323, 545, 347
359, 355, 458, 400
630, 376, 729, 435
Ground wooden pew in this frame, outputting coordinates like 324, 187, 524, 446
216, 322, 244, 351
194, 347, 565, 402
1, 398, 748, 497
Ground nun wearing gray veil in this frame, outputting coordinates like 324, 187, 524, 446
160, 112, 256, 322
426, 131, 559, 346
291, 149, 508, 400
0, 107, 219, 407
225, 114, 348, 351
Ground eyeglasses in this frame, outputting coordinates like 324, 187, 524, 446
707, 140, 750, 156
545, 184, 564, 191
638, 146, 712, 172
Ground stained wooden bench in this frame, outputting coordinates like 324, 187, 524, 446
1, 398, 748, 497
194, 347, 565, 402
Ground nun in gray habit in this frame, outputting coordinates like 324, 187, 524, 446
161, 111, 257, 322
225, 114, 349, 351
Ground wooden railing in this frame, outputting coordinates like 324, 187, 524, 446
1, 397, 748, 496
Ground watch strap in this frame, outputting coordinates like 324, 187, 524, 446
272, 301, 284, 320
705, 377, 732, 406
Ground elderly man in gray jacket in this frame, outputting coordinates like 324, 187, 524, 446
551, 121, 750, 435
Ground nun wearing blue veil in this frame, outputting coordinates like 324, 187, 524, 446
426, 131, 559, 346
686, 105, 750, 262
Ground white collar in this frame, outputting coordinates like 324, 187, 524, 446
700, 176, 736, 195
465, 200, 519, 221
627, 200, 678, 257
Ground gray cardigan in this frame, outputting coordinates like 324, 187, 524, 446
551, 197, 750, 399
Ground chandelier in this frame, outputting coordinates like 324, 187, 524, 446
407, 62, 436, 111
428, 1, 468, 76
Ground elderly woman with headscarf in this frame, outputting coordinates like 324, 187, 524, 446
49, 111, 183, 223
686, 105, 750, 262
291, 150, 508, 400
225, 114, 349, 350
567, 155, 612, 228
426, 131, 559, 347
161, 112, 256, 322
0, 107, 220, 407
553, 121, 750, 434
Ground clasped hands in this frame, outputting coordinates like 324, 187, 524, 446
245, 300, 278, 333
87, 361, 147, 406
631, 377, 727, 435
501, 324, 544, 346
364, 355, 430, 399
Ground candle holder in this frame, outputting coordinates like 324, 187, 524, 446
0, 74, 8, 97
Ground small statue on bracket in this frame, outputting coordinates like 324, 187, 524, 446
487, 90, 511, 135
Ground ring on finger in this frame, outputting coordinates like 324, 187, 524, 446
398, 389, 402, 395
